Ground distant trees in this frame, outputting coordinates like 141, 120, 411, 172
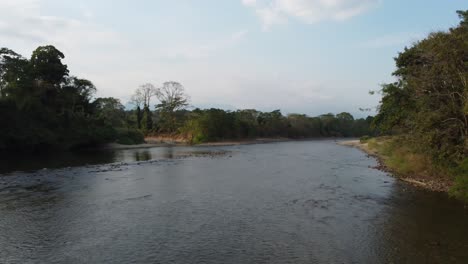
155, 81, 190, 133
179, 108, 374, 144
131, 83, 157, 108
130, 83, 157, 131
156, 82, 190, 112
0, 45, 376, 153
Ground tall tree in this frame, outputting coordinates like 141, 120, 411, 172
30, 45, 69, 85
155, 81, 190, 132
374, 10, 468, 163
131, 83, 157, 129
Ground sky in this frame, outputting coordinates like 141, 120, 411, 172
0, 0, 466, 116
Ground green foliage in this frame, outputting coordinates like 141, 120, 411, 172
360, 135, 371, 143
115, 128, 145, 145
1, 45, 376, 153
30, 45, 69, 84
141, 106, 153, 135
373, 11, 468, 200
374, 10, 467, 163
0, 45, 145, 152
451, 158, 468, 202
154, 82, 189, 133
93, 97, 125, 127
178, 108, 375, 144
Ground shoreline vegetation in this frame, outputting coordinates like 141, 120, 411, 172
361, 11, 467, 202
339, 137, 456, 194
0, 43, 375, 153
104, 137, 295, 150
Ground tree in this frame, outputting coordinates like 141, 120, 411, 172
131, 83, 157, 108
156, 81, 190, 112
374, 10, 467, 164
131, 83, 157, 129
30, 45, 69, 85
155, 81, 190, 132
93, 97, 125, 127
141, 105, 153, 134
136, 105, 143, 129
60, 76, 96, 114
0, 48, 23, 98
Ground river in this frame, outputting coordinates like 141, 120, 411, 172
0, 140, 467, 263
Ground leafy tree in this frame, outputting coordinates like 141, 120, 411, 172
372, 10, 468, 200
374, 10, 467, 163
0, 45, 135, 152
93, 97, 125, 127
30, 45, 69, 85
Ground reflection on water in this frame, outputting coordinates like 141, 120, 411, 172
0, 141, 467, 263
134, 150, 153, 161
0, 150, 118, 174
0, 146, 228, 174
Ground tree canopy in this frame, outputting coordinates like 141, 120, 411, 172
0, 45, 143, 152
372, 10, 468, 200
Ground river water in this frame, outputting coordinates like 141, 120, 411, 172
0, 140, 467, 263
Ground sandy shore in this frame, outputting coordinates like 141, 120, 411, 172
338, 139, 452, 192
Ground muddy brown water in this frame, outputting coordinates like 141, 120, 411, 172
0, 140, 467, 263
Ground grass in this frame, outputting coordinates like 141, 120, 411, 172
361, 136, 468, 202
361, 136, 455, 194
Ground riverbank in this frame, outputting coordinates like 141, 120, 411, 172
106, 137, 294, 150
338, 138, 454, 193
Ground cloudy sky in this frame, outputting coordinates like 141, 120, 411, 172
0, 0, 465, 116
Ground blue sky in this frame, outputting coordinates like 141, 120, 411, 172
0, 0, 466, 116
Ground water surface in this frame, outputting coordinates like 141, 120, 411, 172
1, 141, 467, 263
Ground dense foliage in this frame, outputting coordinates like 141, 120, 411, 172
373, 11, 468, 199
129, 81, 374, 142
1, 45, 374, 153
0, 46, 143, 152
178, 109, 374, 144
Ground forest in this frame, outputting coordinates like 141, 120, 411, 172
371, 10, 468, 200
0, 46, 374, 153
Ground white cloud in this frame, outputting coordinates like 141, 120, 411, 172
242, 0, 380, 30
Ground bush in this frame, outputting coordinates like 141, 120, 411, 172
360, 135, 371, 143
115, 128, 145, 145
450, 158, 468, 202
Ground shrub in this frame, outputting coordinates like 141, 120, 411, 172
360, 135, 371, 143
450, 158, 468, 202
115, 128, 145, 145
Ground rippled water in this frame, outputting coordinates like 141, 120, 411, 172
0, 141, 467, 263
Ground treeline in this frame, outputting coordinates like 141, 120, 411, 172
125, 82, 374, 142
178, 109, 373, 143
372, 11, 468, 200
0, 46, 144, 152
1, 45, 375, 153
116, 77, 375, 143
